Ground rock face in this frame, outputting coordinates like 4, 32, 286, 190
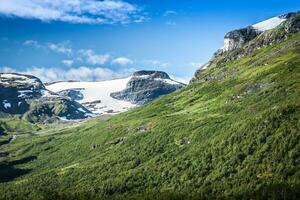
110, 70, 185, 105
0, 73, 92, 122
223, 26, 260, 52
222, 12, 299, 53
192, 11, 300, 83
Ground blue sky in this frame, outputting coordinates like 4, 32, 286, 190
0, 0, 299, 83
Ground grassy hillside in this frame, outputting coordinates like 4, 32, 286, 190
0, 32, 300, 199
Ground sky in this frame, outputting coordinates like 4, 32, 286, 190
0, 0, 299, 83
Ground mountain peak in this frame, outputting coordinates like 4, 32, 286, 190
191, 11, 300, 83
0, 73, 45, 89
111, 71, 185, 105
222, 11, 299, 53
133, 70, 171, 79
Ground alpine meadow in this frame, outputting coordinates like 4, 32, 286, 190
0, 1, 300, 200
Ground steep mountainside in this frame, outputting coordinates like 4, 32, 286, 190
0, 73, 92, 122
0, 13, 300, 200
220, 12, 298, 53
193, 11, 300, 82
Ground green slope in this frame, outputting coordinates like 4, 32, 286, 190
1, 33, 300, 200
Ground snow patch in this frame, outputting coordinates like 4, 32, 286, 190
59, 117, 69, 121
77, 107, 86, 113
40, 89, 59, 98
46, 77, 136, 115
134, 75, 150, 79
252, 17, 286, 31
2, 100, 11, 109
0, 73, 39, 85
18, 90, 32, 98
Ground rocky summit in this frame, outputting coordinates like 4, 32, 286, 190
192, 11, 300, 82
0, 73, 92, 122
222, 12, 299, 53
110, 70, 185, 105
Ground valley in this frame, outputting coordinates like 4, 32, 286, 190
0, 9, 299, 200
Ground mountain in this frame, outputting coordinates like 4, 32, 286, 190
220, 12, 298, 53
0, 70, 183, 120
0, 73, 92, 122
192, 11, 300, 83
0, 12, 300, 200
110, 70, 185, 105
46, 70, 185, 114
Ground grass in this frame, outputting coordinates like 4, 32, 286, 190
0, 32, 300, 200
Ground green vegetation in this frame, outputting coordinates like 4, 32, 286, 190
0, 117, 42, 135
0, 33, 300, 199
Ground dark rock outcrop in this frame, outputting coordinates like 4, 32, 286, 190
0, 73, 92, 122
110, 70, 185, 105
222, 12, 299, 53
223, 26, 260, 52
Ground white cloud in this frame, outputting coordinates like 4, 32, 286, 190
22, 40, 136, 66
23, 40, 42, 48
47, 43, 72, 54
62, 59, 74, 66
163, 10, 178, 17
112, 57, 133, 66
79, 49, 110, 65
0, 66, 15, 73
23, 40, 72, 55
0, 0, 144, 24
0, 66, 136, 82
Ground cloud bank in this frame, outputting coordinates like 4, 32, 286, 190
0, 0, 145, 24
79, 49, 110, 65
23, 40, 135, 66
0, 66, 136, 83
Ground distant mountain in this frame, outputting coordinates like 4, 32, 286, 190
110, 70, 185, 105
46, 76, 136, 115
0, 73, 92, 122
46, 70, 185, 114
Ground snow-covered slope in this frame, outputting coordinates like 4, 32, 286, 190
46, 77, 137, 115
252, 17, 287, 31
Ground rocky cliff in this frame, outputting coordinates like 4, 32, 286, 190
110, 70, 185, 105
222, 12, 298, 53
192, 11, 300, 83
